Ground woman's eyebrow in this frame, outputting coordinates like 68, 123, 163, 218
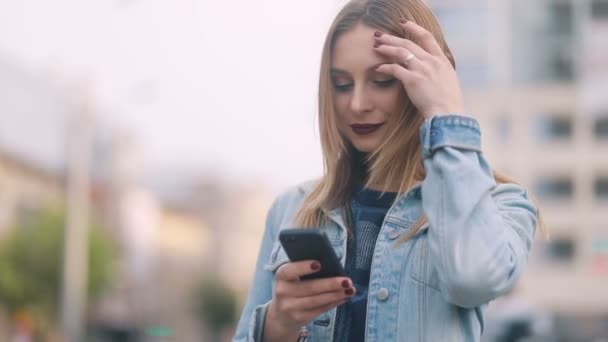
331, 63, 386, 75
330, 68, 349, 75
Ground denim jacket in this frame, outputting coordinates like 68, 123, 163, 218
233, 115, 538, 342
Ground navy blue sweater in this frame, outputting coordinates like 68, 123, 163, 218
333, 187, 396, 342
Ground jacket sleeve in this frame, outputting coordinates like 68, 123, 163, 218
233, 197, 283, 341
419, 114, 538, 309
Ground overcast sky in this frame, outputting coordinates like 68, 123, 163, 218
0, 0, 348, 192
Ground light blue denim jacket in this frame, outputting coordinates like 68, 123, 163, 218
233, 115, 538, 342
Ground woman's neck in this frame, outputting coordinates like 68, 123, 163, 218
362, 178, 422, 193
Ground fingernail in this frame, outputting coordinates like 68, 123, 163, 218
374, 31, 383, 38
341, 280, 350, 289
400, 18, 408, 24
311, 261, 321, 271
345, 288, 355, 296
373, 41, 382, 48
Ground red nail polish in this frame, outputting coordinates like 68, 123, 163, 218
311, 261, 321, 271
374, 31, 382, 37
345, 289, 355, 296
400, 18, 408, 24
342, 280, 350, 288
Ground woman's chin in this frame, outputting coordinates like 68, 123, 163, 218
351, 141, 380, 154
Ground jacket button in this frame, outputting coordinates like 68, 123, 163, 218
388, 230, 400, 240
377, 288, 389, 301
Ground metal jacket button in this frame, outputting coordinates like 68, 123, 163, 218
377, 288, 389, 301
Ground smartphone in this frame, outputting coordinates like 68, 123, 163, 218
279, 228, 347, 280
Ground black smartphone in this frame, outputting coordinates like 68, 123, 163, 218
279, 228, 347, 280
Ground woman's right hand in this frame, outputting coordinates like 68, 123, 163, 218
263, 260, 355, 341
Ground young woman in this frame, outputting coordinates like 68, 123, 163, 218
233, 0, 540, 341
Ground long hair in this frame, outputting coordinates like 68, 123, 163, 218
294, 0, 547, 241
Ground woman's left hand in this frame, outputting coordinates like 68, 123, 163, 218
373, 19, 466, 119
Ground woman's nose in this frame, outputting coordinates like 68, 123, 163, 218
349, 86, 373, 114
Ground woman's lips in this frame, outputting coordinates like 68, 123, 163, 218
350, 123, 384, 135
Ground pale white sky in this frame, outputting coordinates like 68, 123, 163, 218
0, 0, 348, 192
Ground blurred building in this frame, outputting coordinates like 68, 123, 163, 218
0, 55, 72, 235
91, 188, 213, 342
0, 56, 235, 340
427, 0, 608, 339
91, 132, 218, 341
91, 135, 276, 340
0, 149, 64, 235
0, 149, 65, 341
0, 134, 225, 341
167, 178, 275, 295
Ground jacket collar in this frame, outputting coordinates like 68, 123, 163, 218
324, 183, 424, 232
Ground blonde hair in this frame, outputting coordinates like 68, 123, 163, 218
294, 0, 546, 241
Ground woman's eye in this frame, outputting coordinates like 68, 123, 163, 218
332, 78, 396, 92
374, 78, 397, 88
333, 83, 353, 92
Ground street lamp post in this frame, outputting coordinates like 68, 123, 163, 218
60, 85, 92, 342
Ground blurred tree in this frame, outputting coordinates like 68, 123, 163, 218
197, 277, 238, 342
0, 208, 116, 338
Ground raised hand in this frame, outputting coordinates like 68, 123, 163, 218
373, 19, 466, 119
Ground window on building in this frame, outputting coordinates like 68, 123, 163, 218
549, 1, 574, 36
592, 0, 608, 19
544, 237, 576, 263
551, 51, 575, 81
594, 115, 608, 139
511, 1, 577, 84
534, 115, 573, 141
535, 177, 574, 200
548, 2, 576, 81
595, 176, 608, 199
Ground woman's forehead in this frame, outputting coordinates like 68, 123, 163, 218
331, 24, 391, 73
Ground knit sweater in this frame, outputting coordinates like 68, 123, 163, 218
332, 187, 397, 342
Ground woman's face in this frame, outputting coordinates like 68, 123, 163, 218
331, 23, 402, 153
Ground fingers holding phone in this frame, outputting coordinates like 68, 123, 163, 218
269, 260, 355, 331
264, 228, 353, 338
